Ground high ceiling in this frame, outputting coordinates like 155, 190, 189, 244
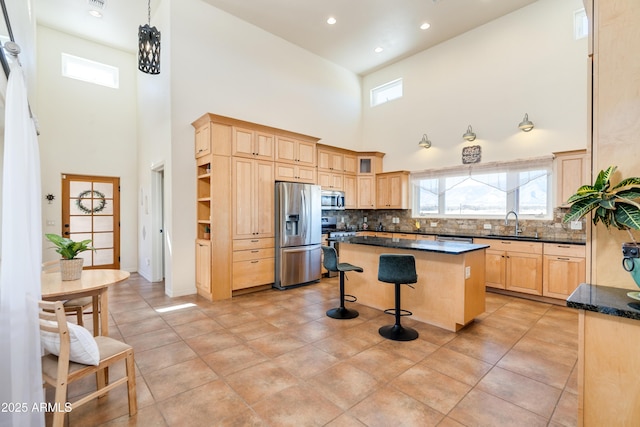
33, 0, 537, 75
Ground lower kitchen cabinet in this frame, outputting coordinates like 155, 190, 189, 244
543, 243, 586, 299
232, 238, 275, 290
195, 240, 211, 296
475, 238, 543, 296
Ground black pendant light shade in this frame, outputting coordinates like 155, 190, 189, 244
138, 0, 160, 74
138, 24, 160, 74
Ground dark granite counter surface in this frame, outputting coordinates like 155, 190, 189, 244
333, 236, 489, 255
566, 283, 640, 321
359, 230, 585, 245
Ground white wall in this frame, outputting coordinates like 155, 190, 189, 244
362, 0, 588, 171
36, 26, 138, 270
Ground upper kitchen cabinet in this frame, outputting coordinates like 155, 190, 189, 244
194, 123, 211, 158
554, 149, 588, 207
232, 127, 275, 161
192, 116, 233, 157
343, 153, 357, 174
357, 176, 376, 209
276, 135, 317, 167
357, 153, 384, 175
317, 146, 344, 172
376, 171, 410, 209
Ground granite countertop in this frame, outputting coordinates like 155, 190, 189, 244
355, 230, 585, 245
566, 283, 640, 321
334, 236, 489, 255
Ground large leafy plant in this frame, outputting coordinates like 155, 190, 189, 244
45, 233, 95, 260
563, 166, 640, 240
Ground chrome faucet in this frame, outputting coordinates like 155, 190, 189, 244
505, 210, 521, 236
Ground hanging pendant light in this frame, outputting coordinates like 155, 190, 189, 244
138, 0, 161, 74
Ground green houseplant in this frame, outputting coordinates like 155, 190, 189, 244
45, 233, 95, 281
562, 165, 640, 291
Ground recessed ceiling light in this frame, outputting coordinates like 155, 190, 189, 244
374, 47, 384, 53
420, 22, 431, 30
327, 17, 337, 25
88, 9, 103, 18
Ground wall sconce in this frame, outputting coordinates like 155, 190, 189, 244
518, 113, 534, 132
418, 134, 432, 149
462, 125, 476, 142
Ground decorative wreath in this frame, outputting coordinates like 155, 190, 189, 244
76, 190, 107, 214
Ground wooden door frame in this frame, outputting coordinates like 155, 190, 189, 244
61, 174, 121, 269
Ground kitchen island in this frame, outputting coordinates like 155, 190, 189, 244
336, 236, 488, 332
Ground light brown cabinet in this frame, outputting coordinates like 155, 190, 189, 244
274, 162, 316, 184
357, 176, 376, 209
343, 154, 357, 174
232, 127, 274, 161
195, 240, 211, 294
232, 157, 274, 239
276, 136, 316, 166
343, 175, 357, 209
195, 124, 211, 158
317, 147, 344, 172
376, 171, 410, 209
317, 171, 343, 190
232, 238, 275, 290
475, 238, 543, 296
357, 153, 384, 175
542, 243, 586, 299
554, 149, 587, 207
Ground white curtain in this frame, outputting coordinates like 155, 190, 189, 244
0, 59, 44, 427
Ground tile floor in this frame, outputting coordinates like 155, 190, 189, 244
49, 273, 579, 426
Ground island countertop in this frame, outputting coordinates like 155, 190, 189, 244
332, 236, 489, 254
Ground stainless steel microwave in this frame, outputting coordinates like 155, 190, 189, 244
321, 190, 345, 210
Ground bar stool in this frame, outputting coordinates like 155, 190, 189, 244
378, 254, 419, 341
321, 246, 363, 319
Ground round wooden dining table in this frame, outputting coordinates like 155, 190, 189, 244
41, 269, 130, 337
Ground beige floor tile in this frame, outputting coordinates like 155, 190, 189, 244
144, 358, 218, 401
422, 347, 493, 386
135, 341, 199, 375
123, 328, 182, 353
184, 330, 243, 356
550, 390, 578, 427
348, 346, 416, 381
201, 343, 268, 376
349, 386, 444, 427
307, 362, 381, 410
252, 383, 344, 426
224, 361, 300, 405
448, 389, 548, 427
392, 364, 472, 414
273, 344, 340, 379
476, 366, 562, 418
158, 380, 249, 426
247, 331, 308, 358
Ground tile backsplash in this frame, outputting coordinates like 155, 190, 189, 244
322, 208, 586, 243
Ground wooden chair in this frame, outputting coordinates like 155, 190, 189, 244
42, 260, 93, 326
38, 300, 137, 427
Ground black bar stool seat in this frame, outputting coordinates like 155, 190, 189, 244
321, 245, 363, 319
378, 254, 419, 341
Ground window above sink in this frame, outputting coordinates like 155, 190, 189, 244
410, 156, 553, 220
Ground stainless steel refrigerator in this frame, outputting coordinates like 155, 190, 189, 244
274, 182, 322, 289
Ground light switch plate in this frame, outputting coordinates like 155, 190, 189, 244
571, 220, 582, 230
465, 266, 471, 279
430, 222, 438, 227
483, 224, 492, 230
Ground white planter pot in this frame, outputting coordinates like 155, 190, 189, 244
60, 258, 84, 281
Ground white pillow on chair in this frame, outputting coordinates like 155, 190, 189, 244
40, 321, 100, 366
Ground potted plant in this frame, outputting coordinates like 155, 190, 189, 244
45, 233, 95, 280
562, 165, 640, 292
203, 225, 210, 240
